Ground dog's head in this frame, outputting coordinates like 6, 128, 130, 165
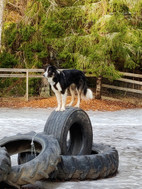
43, 65, 57, 78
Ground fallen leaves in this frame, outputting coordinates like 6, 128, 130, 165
0, 96, 140, 111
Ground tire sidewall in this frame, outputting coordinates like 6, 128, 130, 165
61, 109, 92, 155
0, 132, 61, 186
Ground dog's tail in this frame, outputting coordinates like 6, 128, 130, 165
82, 83, 93, 100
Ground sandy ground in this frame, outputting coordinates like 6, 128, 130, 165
0, 108, 142, 189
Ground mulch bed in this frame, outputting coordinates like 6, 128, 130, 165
0, 96, 140, 111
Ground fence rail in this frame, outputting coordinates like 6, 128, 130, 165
102, 72, 142, 95
0, 68, 44, 72
102, 84, 142, 94
119, 72, 142, 78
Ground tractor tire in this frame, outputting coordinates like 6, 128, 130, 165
50, 143, 119, 180
0, 147, 11, 182
18, 143, 119, 181
0, 132, 61, 188
44, 107, 93, 155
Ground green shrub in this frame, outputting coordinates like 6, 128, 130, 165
0, 51, 18, 68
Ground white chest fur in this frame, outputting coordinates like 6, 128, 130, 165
51, 82, 62, 92
56, 82, 62, 92
48, 77, 62, 92
48, 77, 55, 85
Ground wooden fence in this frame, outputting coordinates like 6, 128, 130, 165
0, 68, 142, 100
102, 72, 142, 95
0, 68, 44, 101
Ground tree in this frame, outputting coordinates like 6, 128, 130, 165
0, 0, 5, 50
1, 0, 142, 98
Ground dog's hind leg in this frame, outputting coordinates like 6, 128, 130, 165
67, 86, 75, 107
75, 89, 81, 108
61, 90, 67, 111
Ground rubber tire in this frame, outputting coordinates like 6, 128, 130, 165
0, 147, 11, 182
18, 152, 39, 165
18, 143, 119, 181
49, 143, 119, 180
44, 107, 93, 155
0, 182, 17, 189
0, 132, 61, 188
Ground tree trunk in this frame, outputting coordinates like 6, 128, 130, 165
95, 76, 102, 99
0, 0, 5, 50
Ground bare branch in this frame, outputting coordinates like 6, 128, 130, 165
6, 2, 22, 15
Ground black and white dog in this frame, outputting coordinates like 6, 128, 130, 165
43, 65, 93, 111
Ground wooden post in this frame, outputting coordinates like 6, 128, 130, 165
26, 70, 29, 101
95, 76, 102, 99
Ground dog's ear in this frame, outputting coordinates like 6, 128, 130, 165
51, 65, 57, 71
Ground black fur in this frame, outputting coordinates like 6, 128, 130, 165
44, 65, 87, 95
43, 65, 93, 111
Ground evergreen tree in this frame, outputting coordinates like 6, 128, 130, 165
0, 0, 142, 97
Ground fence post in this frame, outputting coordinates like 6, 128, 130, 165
95, 76, 102, 99
26, 70, 29, 101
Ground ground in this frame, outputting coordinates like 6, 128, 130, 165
1, 108, 142, 189
0, 96, 141, 111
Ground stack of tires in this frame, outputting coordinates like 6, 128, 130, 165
0, 107, 119, 188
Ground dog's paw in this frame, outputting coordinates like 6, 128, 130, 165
55, 107, 61, 111
66, 103, 72, 107
60, 107, 65, 111
74, 104, 80, 108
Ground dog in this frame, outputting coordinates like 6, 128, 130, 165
43, 65, 93, 111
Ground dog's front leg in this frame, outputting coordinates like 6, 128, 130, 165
55, 91, 62, 111
61, 90, 67, 111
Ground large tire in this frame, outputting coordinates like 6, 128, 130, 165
0, 182, 17, 189
44, 107, 93, 155
0, 147, 11, 182
0, 132, 61, 188
18, 143, 119, 181
50, 143, 119, 180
